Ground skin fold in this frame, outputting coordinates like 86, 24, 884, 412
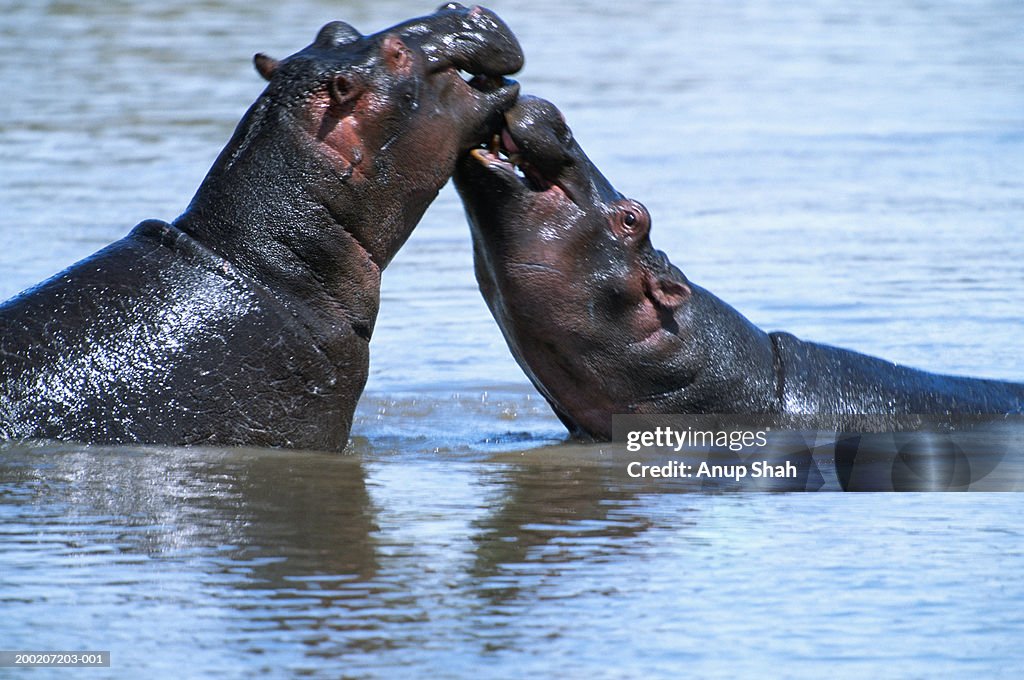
454, 96, 1024, 440
0, 4, 522, 449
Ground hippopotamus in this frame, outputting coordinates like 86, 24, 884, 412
454, 96, 1024, 439
0, 5, 522, 449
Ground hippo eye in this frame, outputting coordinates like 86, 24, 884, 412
618, 209, 634, 233
615, 202, 649, 238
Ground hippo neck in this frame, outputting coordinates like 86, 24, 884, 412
636, 283, 782, 416
173, 100, 382, 333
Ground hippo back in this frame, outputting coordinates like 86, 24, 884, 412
772, 332, 1024, 416
0, 220, 363, 448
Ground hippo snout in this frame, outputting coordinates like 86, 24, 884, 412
398, 4, 524, 77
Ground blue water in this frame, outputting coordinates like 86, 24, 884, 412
1, 0, 1023, 677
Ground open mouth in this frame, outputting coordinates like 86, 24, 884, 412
441, 67, 519, 103
462, 71, 510, 92
470, 126, 558, 193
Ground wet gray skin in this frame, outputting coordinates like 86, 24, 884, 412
454, 96, 1024, 439
0, 5, 522, 448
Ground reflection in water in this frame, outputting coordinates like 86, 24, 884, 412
3, 438, 1024, 675
0, 445, 385, 668
470, 462, 654, 596
0, 445, 378, 580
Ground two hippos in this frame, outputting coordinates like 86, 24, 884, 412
1, 7, 1021, 449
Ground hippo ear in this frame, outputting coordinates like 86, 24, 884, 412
645, 272, 690, 311
253, 53, 279, 81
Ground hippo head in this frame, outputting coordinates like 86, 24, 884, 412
180, 4, 522, 281
454, 96, 692, 438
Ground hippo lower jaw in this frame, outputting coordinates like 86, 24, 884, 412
451, 78, 522, 146
470, 128, 568, 196
439, 54, 518, 103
